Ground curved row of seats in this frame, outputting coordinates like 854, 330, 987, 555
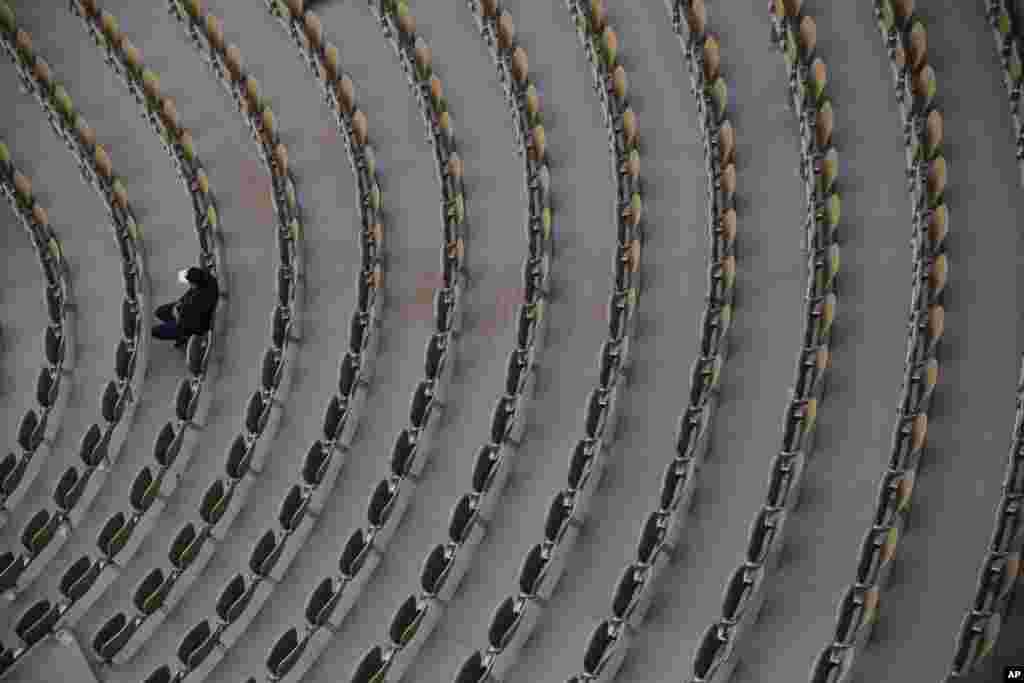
138, 0, 469, 680
47, 0, 317, 673
1, 0, 233, 641
549, 1, 739, 681
0, 0, 308, 675
445, 1, 653, 681
0, 2, 153, 608
0, 140, 76, 537
986, 0, 1024, 187
674, 1, 844, 681
316, 0, 564, 680
802, 2, 952, 682
943, 356, 1023, 680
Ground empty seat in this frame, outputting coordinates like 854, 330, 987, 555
518, 542, 552, 599
142, 665, 174, 683
59, 555, 101, 603
92, 612, 137, 664
244, 390, 272, 436
177, 619, 217, 670
692, 624, 735, 680
169, 522, 209, 571
22, 508, 59, 556
78, 423, 109, 468
322, 394, 352, 446
0, 552, 26, 592
833, 585, 880, 647
114, 338, 137, 383
225, 433, 257, 479
199, 478, 235, 527
305, 577, 342, 629
388, 594, 427, 646
745, 507, 786, 566
153, 421, 185, 470
100, 380, 129, 425
186, 333, 211, 377
454, 650, 492, 683
130, 466, 163, 515
53, 466, 87, 513
133, 568, 172, 616
96, 512, 133, 562
544, 489, 582, 544
471, 444, 503, 495
250, 529, 285, 579
421, 543, 456, 597
409, 379, 441, 430
659, 457, 694, 512
17, 408, 46, 453
217, 573, 256, 626
338, 351, 364, 399
44, 325, 66, 366
266, 626, 306, 680
15, 599, 60, 647
351, 645, 393, 683
338, 528, 373, 580
367, 477, 401, 529
174, 378, 201, 424
582, 619, 627, 678
636, 511, 674, 565
487, 596, 525, 651
279, 484, 312, 532
490, 395, 519, 445
391, 428, 420, 479
0, 454, 27, 501
301, 441, 332, 488
567, 439, 601, 492
765, 452, 805, 510
424, 333, 450, 382
35, 366, 59, 409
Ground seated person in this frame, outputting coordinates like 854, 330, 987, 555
152, 267, 220, 348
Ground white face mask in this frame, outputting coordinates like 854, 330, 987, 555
178, 269, 191, 286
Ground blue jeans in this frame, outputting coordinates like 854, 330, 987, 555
152, 303, 183, 343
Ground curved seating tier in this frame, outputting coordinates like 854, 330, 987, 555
0, 1, 152, 608
445, 1, 654, 681
803, 2, 952, 682
59, 0, 328, 674
554, 1, 741, 681
986, 0, 1024, 187
0, 0, 233, 648
674, 1, 846, 681
0, 138, 76, 535
327, 0, 562, 680
132, 0, 463, 679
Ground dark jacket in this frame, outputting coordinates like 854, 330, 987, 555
177, 269, 219, 337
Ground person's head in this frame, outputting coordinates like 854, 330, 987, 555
178, 267, 207, 288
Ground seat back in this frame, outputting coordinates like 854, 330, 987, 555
448, 494, 478, 544
388, 595, 422, 646
266, 627, 300, 674
101, 380, 127, 424
174, 378, 200, 423
177, 619, 213, 669
224, 433, 253, 480
304, 577, 337, 628
17, 409, 43, 452
130, 466, 158, 514
92, 612, 127, 658
471, 445, 500, 494
44, 325, 65, 366
544, 490, 573, 543
636, 511, 668, 564
250, 529, 283, 578
454, 651, 488, 683
302, 441, 331, 487
35, 366, 58, 408
200, 478, 232, 526
261, 347, 283, 394
518, 543, 548, 597
351, 645, 388, 683
278, 485, 306, 531
583, 620, 616, 675
78, 423, 106, 468
612, 564, 645, 620
152, 421, 182, 469
391, 429, 417, 478
142, 665, 173, 683
60, 556, 99, 602
487, 597, 519, 651
421, 544, 451, 596
367, 478, 397, 528
96, 511, 128, 559
169, 522, 200, 570
338, 528, 370, 579
133, 568, 168, 615
216, 573, 249, 624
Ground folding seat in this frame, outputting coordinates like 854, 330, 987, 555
513, 300, 546, 352
133, 567, 174, 617
53, 466, 89, 516
765, 451, 807, 512
577, 618, 631, 681
698, 304, 732, 361
584, 386, 618, 445
449, 493, 490, 553
434, 286, 463, 338
122, 296, 142, 343
832, 585, 880, 652
177, 619, 221, 672
391, 429, 430, 485
521, 253, 550, 306
366, 476, 410, 548
351, 645, 396, 683
971, 551, 1020, 614
59, 555, 102, 603
279, 484, 316, 533
471, 443, 512, 519
421, 541, 462, 604
301, 440, 335, 491
690, 623, 738, 683
505, 346, 537, 401
887, 412, 927, 472
0, 639, 17, 675
92, 612, 140, 664
348, 309, 379, 380
781, 398, 818, 455
794, 346, 830, 399
0, 551, 26, 593
951, 611, 1003, 676
485, 595, 539, 674
45, 286, 67, 329
567, 438, 606, 508
249, 530, 287, 584
688, 354, 723, 409
454, 649, 498, 683
130, 466, 169, 517
35, 365, 60, 411
424, 333, 454, 399
271, 304, 300, 351
244, 389, 276, 441
659, 457, 697, 515
0, 454, 28, 509
675, 405, 710, 465
199, 478, 237, 531
174, 377, 203, 431
808, 645, 852, 683
96, 512, 136, 566
409, 378, 444, 454
990, 498, 1023, 554
872, 469, 915, 531
605, 290, 636, 348
44, 324, 67, 368
142, 664, 178, 683
265, 626, 308, 681
339, 527, 381, 583
305, 575, 353, 632
21, 508, 64, 559
490, 394, 524, 447
153, 421, 186, 473
322, 393, 356, 452
597, 339, 627, 393
388, 594, 436, 653
216, 572, 258, 637
169, 521, 214, 573
719, 562, 767, 641
745, 506, 788, 570
17, 408, 48, 454
338, 351, 369, 412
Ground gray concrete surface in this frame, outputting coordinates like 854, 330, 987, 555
0, 1, 1019, 682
